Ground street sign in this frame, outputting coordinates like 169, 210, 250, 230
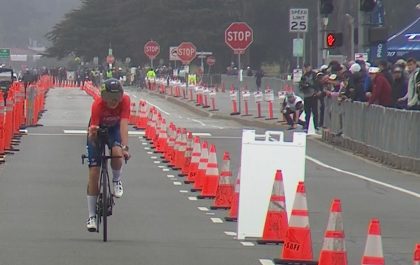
169, 46, 179, 61
176, 42, 197, 65
106, 55, 115, 64
225, 22, 253, 54
289, 8, 308, 33
206, 56, 216, 66
292, 38, 303, 57
144, 40, 160, 60
0, 48, 10, 59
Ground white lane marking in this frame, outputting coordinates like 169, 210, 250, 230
206, 212, 215, 215
63, 130, 144, 135
133, 95, 137, 98
259, 259, 275, 265
240, 242, 255, 246
158, 165, 165, 168
147, 152, 153, 154
188, 196, 197, 201
306, 156, 420, 199
179, 190, 188, 193
142, 143, 148, 145
189, 118, 206, 126
153, 161, 160, 164
198, 207, 209, 212
209, 125, 225, 129
20, 129, 28, 134
211, 218, 223, 223
224, 231, 237, 236
150, 156, 158, 159
173, 181, 182, 186
144, 147, 150, 150
146, 101, 170, 116
162, 168, 170, 172
167, 175, 175, 178
192, 133, 212, 137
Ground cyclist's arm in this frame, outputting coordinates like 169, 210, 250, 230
89, 100, 101, 137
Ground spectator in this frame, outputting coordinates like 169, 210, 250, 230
378, 60, 393, 85
398, 58, 420, 110
367, 67, 392, 107
255, 68, 264, 91
346, 63, 366, 102
391, 66, 407, 109
281, 92, 305, 130
299, 63, 319, 131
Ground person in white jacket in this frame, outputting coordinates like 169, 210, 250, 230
398, 58, 419, 110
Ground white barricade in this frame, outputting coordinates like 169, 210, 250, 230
237, 129, 306, 240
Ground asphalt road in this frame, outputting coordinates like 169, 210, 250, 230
0, 86, 418, 265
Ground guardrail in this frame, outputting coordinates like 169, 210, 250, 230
322, 97, 420, 173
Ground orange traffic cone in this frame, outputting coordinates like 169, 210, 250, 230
184, 136, 201, 184
361, 219, 384, 265
191, 141, 208, 192
198, 144, 219, 199
318, 198, 348, 265
274, 181, 317, 265
179, 131, 193, 177
211, 152, 234, 210
413, 244, 420, 265
257, 170, 288, 245
225, 169, 240, 222
156, 118, 167, 153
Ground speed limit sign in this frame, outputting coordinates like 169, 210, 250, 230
289, 8, 308, 33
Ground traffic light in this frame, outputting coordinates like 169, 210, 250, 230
326, 32, 343, 48
360, 0, 377, 12
320, 0, 334, 15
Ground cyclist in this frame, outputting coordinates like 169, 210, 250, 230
86, 78, 131, 232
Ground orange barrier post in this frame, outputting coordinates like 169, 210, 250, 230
257, 170, 288, 245
318, 198, 348, 265
361, 219, 384, 265
211, 152, 233, 210
274, 181, 317, 265
198, 144, 219, 199
136, 100, 148, 130
191, 141, 208, 192
0, 92, 5, 163
225, 169, 240, 222
184, 136, 201, 184
413, 244, 420, 265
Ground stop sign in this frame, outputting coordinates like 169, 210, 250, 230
177, 42, 197, 65
106, 55, 115, 64
206, 56, 216, 66
144, 40, 160, 59
225, 22, 253, 54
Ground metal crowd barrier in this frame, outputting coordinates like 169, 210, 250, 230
323, 97, 420, 173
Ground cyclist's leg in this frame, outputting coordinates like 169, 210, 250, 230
86, 137, 101, 230
108, 124, 124, 197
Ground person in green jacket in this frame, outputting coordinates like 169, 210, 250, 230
146, 68, 156, 90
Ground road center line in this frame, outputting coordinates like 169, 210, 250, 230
306, 156, 420, 199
